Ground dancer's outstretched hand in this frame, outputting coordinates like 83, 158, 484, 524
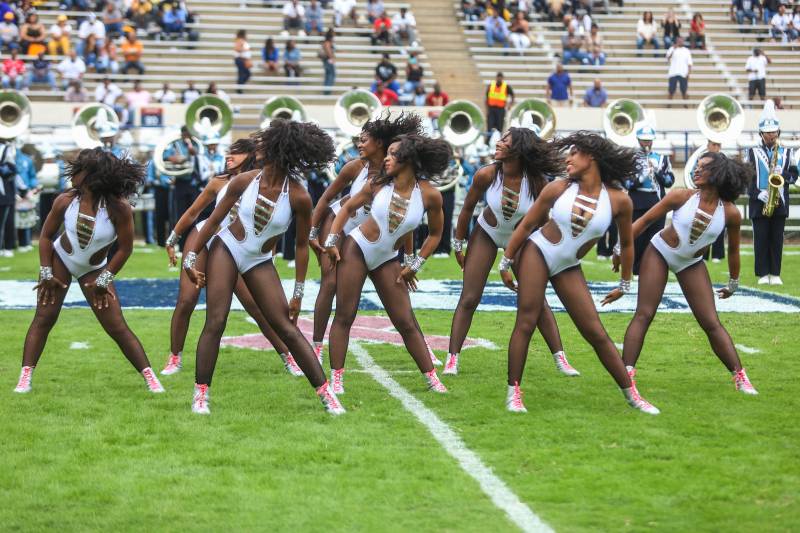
611, 253, 621, 273
309, 236, 324, 255
34, 277, 68, 306
500, 270, 517, 292
83, 281, 117, 309
185, 267, 206, 289
716, 286, 734, 299
397, 266, 418, 292
601, 288, 624, 306
324, 246, 340, 270
455, 249, 466, 271
288, 296, 301, 324
166, 244, 178, 267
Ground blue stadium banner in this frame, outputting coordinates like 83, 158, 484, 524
140, 107, 164, 127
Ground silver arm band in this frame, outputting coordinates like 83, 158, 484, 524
95, 269, 115, 289
403, 254, 415, 267
292, 281, 305, 299
618, 278, 631, 294
727, 278, 739, 294
613, 243, 621, 256
183, 251, 198, 270
453, 238, 467, 253
39, 266, 53, 281
323, 233, 339, 248
498, 256, 514, 273
308, 226, 320, 240
166, 231, 179, 247
409, 255, 426, 273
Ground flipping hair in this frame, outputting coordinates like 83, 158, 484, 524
361, 111, 424, 151
375, 134, 452, 186
494, 127, 565, 198
227, 138, 259, 174
696, 151, 753, 202
553, 131, 638, 187
65, 147, 144, 222
255, 119, 336, 178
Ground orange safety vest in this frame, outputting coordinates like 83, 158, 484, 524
487, 81, 508, 108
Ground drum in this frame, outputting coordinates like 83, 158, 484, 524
15, 196, 39, 229
132, 192, 156, 212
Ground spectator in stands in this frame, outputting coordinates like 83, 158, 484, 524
745, 47, 770, 101
131, 1, 158, 38
64, 80, 88, 102
262, 37, 279, 73
661, 8, 681, 49
689, 13, 706, 49
103, 1, 124, 39
233, 29, 252, 92
392, 7, 417, 45
636, 11, 660, 54
485, 8, 510, 48
666, 36, 692, 100
762, 0, 780, 25
1, 48, 23, 89
76, 13, 105, 59
81, 33, 99, 71
373, 53, 400, 92
154, 82, 176, 103
320, 29, 336, 94
366, 0, 384, 23
282, 0, 306, 34
793, 6, 800, 42
509, 11, 531, 53
47, 14, 71, 56
56, 49, 86, 89
0, 12, 18, 52
121, 32, 145, 75
19, 12, 46, 55
461, 0, 485, 21
371, 11, 392, 46
562, 25, 587, 65
162, 3, 186, 36
206, 82, 230, 103
586, 22, 603, 51
126, 80, 152, 110
283, 39, 302, 78
770, 4, 795, 42
546, 63, 572, 107
333, 0, 358, 27
95, 77, 123, 106
305, 0, 325, 35
583, 78, 607, 107
731, 0, 761, 27
95, 39, 120, 74
373, 81, 399, 105
588, 44, 606, 66
403, 51, 424, 94
425, 82, 449, 106
486, 71, 513, 132
182, 81, 200, 103
411, 84, 426, 106
23, 52, 57, 90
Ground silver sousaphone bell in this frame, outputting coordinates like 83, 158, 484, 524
261, 96, 307, 128
603, 99, 648, 147
684, 94, 745, 188
0, 90, 31, 141
508, 98, 556, 139
334, 89, 382, 137
71, 103, 120, 149
438, 100, 485, 148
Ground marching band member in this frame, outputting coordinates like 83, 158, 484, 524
36, 146, 66, 225
628, 126, 675, 276
499, 132, 659, 415
15, 145, 38, 253
324, 134, 452, 395
160, 138, 297, 378
446, 127, 580, 377
200, 132, 226, 181
618, 151, 758, 395
14, 148, 164, 395
746, 100, 798, 285
168, 126, 204, 250
183, 120, 344, 416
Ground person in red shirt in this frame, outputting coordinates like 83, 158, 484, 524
2, 48, 25, 89
373, 81, 399, 105
371, 11, 392, 45
425, 82, 450, 106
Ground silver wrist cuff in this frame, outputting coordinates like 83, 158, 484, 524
183, 251, 198, 270
95, 269, 115, 289
293, 281, 305, 299
166, 231, 179, 247
727, 278, 739, 294
619, 278, 631, 294
308, 226, 320, 240
403, 253, 415, 267
498, 256, 514, 273
453, 238, 467, 253
613, 243, 621, 256
323, 233, 339, 248
409, 255, 426, 273
39, 266, 53, 281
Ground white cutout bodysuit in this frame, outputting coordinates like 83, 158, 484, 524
330, 163, 371, 235
195, 180, 234, 249
476, 170, 533, 248
54, 195, 117, 278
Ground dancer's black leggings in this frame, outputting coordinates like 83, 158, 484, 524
22, 254, 151, 372
194, 239, 325, 387
449, 225, 565, 355
622, 244, 742, 372
508, 240, 632, 388
170, 227, 289, 357
329, 236, 434, 374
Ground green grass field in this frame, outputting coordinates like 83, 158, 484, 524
1, 245, 798, 532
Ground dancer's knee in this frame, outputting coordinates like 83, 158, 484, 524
203, 312, 228, 337
459, 289, 482, 313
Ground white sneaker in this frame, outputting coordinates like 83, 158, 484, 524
14, 366, 34, 393
142, 367, 165, 393
552, 351, 580, 376
192, 383, 211, 414
733, 368, 758, 395
0, 249, 13, 258
770, 275, 783, 285
623, 384, 660, 415
712, 258, 721, 263
160, 353, 182, 375
317, 381, 346, 415
433, 252, 449, 258
280, 353, 304, 377
287, 260, 296, 268
443, 353, 459, 375
331, 368, 345, 394
314, 343, 324, 367
424, 369, 447, 393
18, 245, 33, 253
758, 275, 770, 285
426, 341, 442, 366
506, 382, 527, 413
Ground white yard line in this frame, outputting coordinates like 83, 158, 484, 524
735, 344, 762, 355
350, 342, 553, 533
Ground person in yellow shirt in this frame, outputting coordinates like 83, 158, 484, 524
485, 71, 514, 135
47, 15, 71, 55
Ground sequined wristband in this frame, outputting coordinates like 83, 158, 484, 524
323, 233, 339, 248
727, 278, 739, 294
39, 266, 53, 281
498, 256, 514, 273
166, 231, 179, 247
453, 238, 467, 253
183, 251, 197, 270
409, 255, 426, 273
293, 281, 305, 300
403, 254, 415, 267
95, 269, 115, 289
613, 243, 621, 256
308, 226, 319, 241
619, 278, 631, 294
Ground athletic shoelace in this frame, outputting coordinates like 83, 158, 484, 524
17, 367, 33, 389
445, 354, 458, 372
556, 353, 576, 372
194, 384, 209, 409
143, 369, 161, 390
510, 382, 525, 410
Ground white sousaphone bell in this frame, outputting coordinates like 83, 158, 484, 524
508, 98, 556, 139
261, 96, 307, 129
684, 94, 744, 188
0, 89, 31, 141
71, 103, 120, 149
602, 99, 649, 148
334, 89, 383, 138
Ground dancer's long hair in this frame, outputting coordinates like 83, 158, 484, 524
553, 131, 639, 188
361, 111, 424, 151
255, 119, 336, 179
494, 127, 565, 198
374, 134, 452, 186
696, 151, 753, 202
227, 138, 259, 175
65, 148, 144, 223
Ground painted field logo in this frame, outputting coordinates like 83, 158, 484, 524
221, 315, 497, 351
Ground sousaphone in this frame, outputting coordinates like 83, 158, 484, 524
508, 98, 556, 139
603, 99, 648, 148
334, 89, 382, 137
684, 94, 745, 188
71, 103, 119, 149
261, 96, 306, 128
0, 90, 31, 140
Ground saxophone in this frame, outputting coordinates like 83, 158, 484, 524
762, 140, 784, 217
